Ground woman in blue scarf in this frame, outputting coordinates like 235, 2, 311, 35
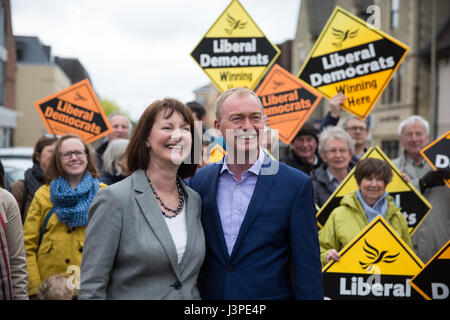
319, 158, 412, 266
23, 134, 106, 297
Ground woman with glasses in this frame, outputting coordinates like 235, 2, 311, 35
11, 134, 59, 223
311, 126, 355, 208
23, 134, 106, 298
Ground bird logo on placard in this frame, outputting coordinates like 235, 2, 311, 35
74, 91, 87, 102
272, 80, 285, 90
359, 240, 399, 271
225, 13, 247, 35
331, 27, 359, 48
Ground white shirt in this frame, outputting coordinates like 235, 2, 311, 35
164, 206, 187, 264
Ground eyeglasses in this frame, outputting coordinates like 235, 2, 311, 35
346, 126, 367, 132
325, 149, 349, 155
60, 150, 87, 160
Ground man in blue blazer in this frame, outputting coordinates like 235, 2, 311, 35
189, 87, 323, 300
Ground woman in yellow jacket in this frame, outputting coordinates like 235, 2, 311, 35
319, 158, 412, 267
23, 134, 106, 297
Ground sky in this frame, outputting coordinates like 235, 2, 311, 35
11, 0, 301, 121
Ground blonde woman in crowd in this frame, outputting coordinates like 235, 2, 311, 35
100, 138, 130, 185
311, 126, 355, 208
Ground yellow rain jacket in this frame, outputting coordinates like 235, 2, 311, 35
319, 191, 412, 266
23, 183, 106, 295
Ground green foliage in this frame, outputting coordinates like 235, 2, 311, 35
101, 98, 122, 117
101, 98, 135, 132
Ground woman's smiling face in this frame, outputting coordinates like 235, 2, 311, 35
59, 138, 88, 180
147, 109, 192, 166
358, 174, 386, 206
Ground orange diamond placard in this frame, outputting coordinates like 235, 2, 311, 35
35, 79, 111, 144
255, 64, 322, 145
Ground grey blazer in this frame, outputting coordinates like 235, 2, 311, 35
78, 170, 205, 300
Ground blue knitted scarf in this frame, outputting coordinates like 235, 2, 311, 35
50, 173, 100, 227
356, 190, 388, 223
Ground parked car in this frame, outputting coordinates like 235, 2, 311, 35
0, 147, 33, 189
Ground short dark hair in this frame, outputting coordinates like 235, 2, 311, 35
355, 158, 393, 186
186, 101, 206, 121
127, 98, 198, 179
45, 134, 99, 183
33, 134, 59, 164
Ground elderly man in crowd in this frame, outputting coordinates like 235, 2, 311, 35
96, 113, 131, 173
393, 115, 450, 263
281, 121, 323, 175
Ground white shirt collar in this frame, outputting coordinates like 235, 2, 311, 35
220, 147, 266, 176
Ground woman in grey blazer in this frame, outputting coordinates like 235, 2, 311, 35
79, 98, 205, 300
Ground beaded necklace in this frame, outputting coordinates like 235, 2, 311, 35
147, 175, 184, 219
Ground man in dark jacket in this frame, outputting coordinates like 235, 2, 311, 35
280, 121, 323, 175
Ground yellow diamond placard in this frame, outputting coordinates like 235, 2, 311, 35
297, 6, 409, 119
191, 0, 280, 92
316, 146, 432, 235
322, 216, 424, 300
208, 143, 226, 164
